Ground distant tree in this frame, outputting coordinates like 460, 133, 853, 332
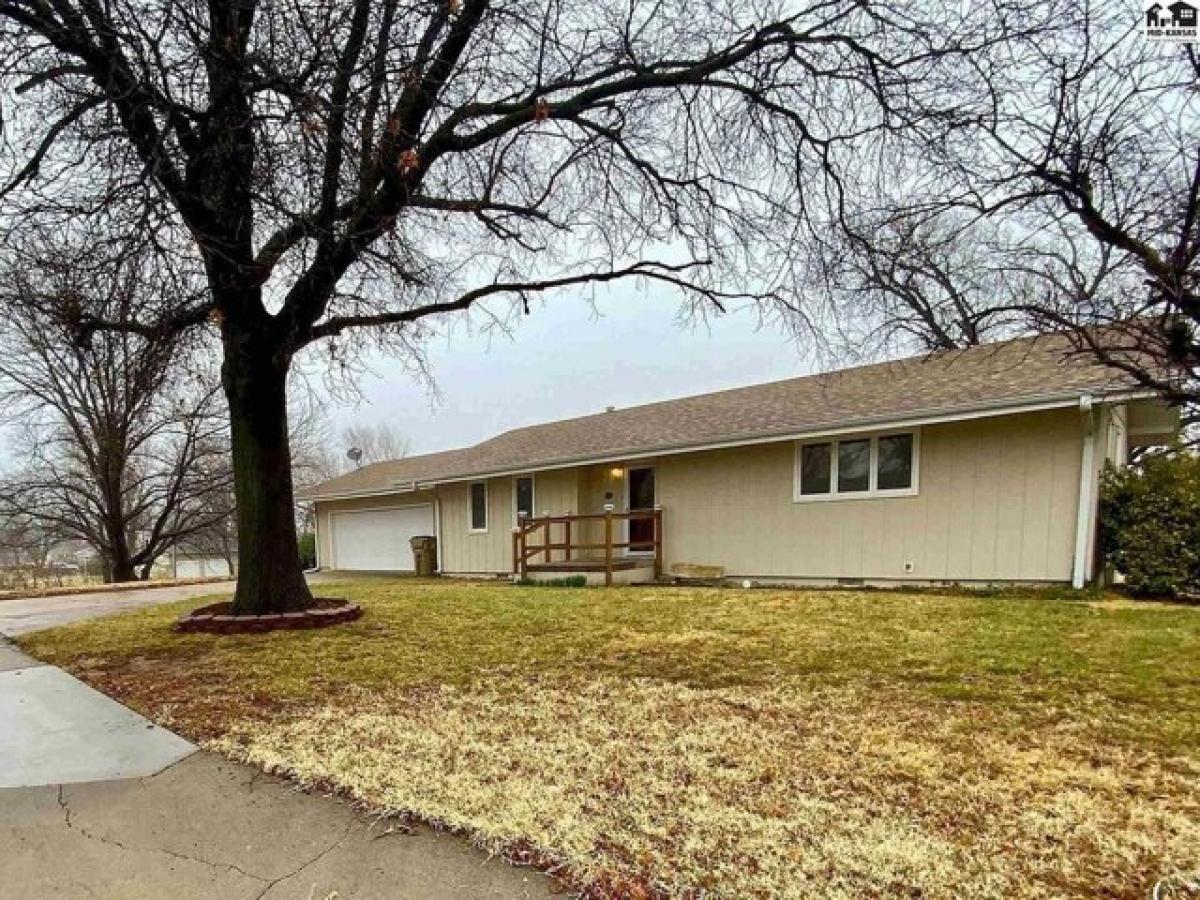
342, 423, 408, 466
0, 245, 233, 582
0, 514, 63, 571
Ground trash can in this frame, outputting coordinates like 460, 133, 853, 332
410, 535, 437, 576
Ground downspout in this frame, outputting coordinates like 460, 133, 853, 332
434, 495, 444, 574
1072, 395, 1097, 590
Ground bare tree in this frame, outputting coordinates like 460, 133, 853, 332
811, 210, 1033, 355
0, 245, 233, 582
342, 423, 407, 466
0, 513, 63, 571
826, 3, 1198, 397
0, 0, 1013, 612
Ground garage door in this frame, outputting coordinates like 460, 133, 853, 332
330, 505, 435, 571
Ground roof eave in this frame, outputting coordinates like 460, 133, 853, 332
304, 385, 1162, 502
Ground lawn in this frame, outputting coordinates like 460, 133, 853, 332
17, 579, 1200, 899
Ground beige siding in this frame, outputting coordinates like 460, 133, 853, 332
436, 468, 582, 573
317, 407, 1094, 582
314, 490, 438, 569
648, 408, 1084, 582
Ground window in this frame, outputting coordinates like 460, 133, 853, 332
470, 482, 488, 531
795, 431, 918, 500
837, 439, 870, 493
800, 443, 832, 495
877, 434, 914, 490
514, 476, 535, 522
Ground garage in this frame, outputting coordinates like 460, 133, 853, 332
329, 505, 435, 571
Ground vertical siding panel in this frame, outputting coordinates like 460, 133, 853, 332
968, 426, 1000, 579
1019, 426, 1055, 581
993, 419, 1028, 579
944, 426, 975, 578
918, 429, 950, 580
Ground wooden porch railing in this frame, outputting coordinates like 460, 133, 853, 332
512, 508, 663, 586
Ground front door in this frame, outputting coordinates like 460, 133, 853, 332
626, 467, 656, 553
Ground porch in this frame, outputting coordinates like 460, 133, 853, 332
512, 508, 663, 586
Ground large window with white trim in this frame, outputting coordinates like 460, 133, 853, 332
795, 431, 919, 500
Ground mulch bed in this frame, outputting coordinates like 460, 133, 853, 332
176, 598, 361, 634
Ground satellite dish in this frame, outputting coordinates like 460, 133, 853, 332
347, 447, 363, 466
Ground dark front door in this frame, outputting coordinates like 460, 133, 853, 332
627, 467, 656, 552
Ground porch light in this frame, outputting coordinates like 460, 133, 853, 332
610, 467, 624, 478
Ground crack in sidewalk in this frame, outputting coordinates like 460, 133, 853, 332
55, 784, 270, 884
251, 818, 356, 900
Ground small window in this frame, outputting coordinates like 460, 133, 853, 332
470, 482, 488, 531
837, 439, 870, 492
800, 443, 832, 495
515, 476, 534, 521
877, 434, 914, 490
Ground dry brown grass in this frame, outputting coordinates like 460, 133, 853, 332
18, 579, 1200, 899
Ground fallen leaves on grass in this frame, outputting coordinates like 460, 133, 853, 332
211, 676, 1200, 900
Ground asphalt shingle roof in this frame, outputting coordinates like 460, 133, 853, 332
300, 331, 1147, 499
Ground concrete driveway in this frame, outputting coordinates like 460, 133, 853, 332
0, 581, 237, 637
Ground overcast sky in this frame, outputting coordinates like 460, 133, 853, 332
310, 288, 822, 459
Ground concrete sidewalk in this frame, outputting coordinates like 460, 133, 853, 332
1, 752, 550, 899
0, 638, 552, 898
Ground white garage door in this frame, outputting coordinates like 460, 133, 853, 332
330, 505, 435, 571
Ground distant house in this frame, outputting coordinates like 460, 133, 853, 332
299, 332, 1179, 589
1147, 2, 1165, 25
1169, 0, 1197, 25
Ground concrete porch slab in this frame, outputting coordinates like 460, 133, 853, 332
0, 665, 196, 788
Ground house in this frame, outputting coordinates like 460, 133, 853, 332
1169, 0, 1197, 26
1147, 2, 1164, 26
299, 332, 1179, 589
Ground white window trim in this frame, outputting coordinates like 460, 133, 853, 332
469, 481, 489, 532
793, 429, 921, 502
512, 474, 536, 526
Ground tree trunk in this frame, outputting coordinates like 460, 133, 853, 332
222, 327, 313, 614
109, 557, 137, 582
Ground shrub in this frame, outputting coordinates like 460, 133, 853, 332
1099, 452, 1200, 598
297, 531, 317, 570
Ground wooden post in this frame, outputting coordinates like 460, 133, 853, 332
564, 517, 572, 564
544, 519, 551, 564
604, 510, 613, 587
519, 525, 529, 579
512, 528, 519, 576
653, 507, 663, 581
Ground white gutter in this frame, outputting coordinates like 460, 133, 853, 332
303, 387, 1156, 502
433, 496, 444, 573
1072, 395, 1098, 590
